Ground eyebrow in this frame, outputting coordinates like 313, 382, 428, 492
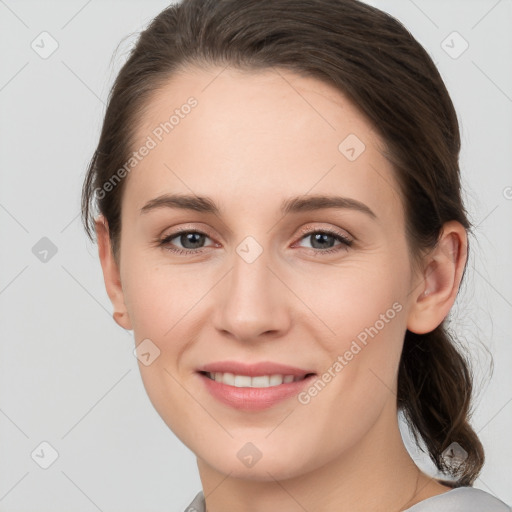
140, 193, 377, 219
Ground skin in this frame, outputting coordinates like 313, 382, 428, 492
96, 66, 467, 512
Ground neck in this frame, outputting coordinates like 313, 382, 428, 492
196, 403, 451, 512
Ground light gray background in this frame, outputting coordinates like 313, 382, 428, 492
0, 1, 511, 511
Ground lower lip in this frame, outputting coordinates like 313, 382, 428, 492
198, 372, 317, 411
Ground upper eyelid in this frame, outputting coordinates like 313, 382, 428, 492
161, 225, 353, 246
295, 224, 353, 241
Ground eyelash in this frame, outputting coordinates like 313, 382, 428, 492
156, 226, 353, 256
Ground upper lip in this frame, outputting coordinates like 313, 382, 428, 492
197, 360, 316, 377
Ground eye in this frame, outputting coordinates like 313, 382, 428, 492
294, 227, 353, 255
157, 229, 216, 255
156, 226, 353, 256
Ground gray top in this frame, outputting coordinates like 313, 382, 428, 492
183, 487, 511, 512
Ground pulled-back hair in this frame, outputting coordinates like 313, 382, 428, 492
81, 0, 484, 485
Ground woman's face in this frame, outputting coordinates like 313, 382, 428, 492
106, 66, 425, 480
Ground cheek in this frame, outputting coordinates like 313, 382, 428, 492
294, 255, 409, 415
121, 259, 212, 403
122, 261, 199, 437
309, 287, 406, 400
122, 259, 200, 338
288, 256, 408, 345
293, 297, 406, 462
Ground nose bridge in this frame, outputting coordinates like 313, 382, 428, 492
213, 234, 291, 340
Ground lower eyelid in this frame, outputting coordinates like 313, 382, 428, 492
158, 229, 352, 253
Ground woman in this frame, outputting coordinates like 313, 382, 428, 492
81, 0, 511, 510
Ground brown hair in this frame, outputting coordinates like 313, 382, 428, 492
81, 0, 484, 485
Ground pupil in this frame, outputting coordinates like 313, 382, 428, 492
312, 233, 334, 249
182, 232, 205, 249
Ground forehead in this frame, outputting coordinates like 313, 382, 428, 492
125, 65, 402, 222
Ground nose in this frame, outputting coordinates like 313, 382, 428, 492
212, 243, 292, 343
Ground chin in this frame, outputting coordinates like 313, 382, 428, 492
197, 441, 315, 482
208, 460, 305, 482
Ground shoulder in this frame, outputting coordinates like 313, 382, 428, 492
405, 487, 511, 512
183, 491, 205, 512
181, 488, 511, 512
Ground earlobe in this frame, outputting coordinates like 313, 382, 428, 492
407, 221, 467, 335
95, 215, 133, 331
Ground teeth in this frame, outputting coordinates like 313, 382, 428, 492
207, 372, 303, 388
234, 374, 251, 387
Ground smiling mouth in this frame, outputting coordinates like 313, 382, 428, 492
199, 371, 316, 388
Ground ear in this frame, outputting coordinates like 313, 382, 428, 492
407, 220, 467, 334
95, 215, 133, 331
